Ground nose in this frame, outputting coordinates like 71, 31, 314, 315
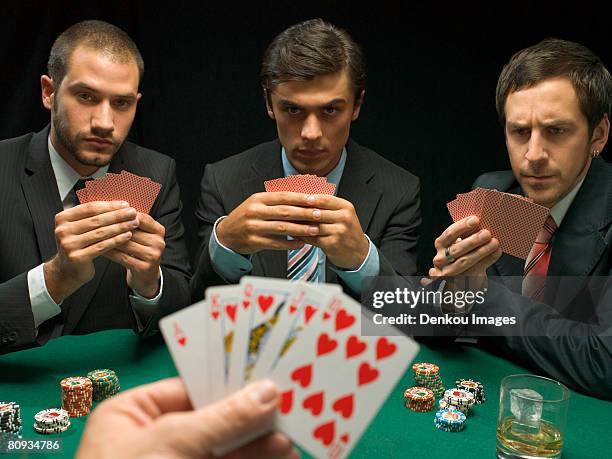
91, 100, 114, 135
301, 114, 322, 142
524, 130, 548, 164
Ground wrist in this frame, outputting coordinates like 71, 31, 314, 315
43, 258, 76, 304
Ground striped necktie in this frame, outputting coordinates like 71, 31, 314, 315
287, 244, 320, 282
522, 215, 557, 301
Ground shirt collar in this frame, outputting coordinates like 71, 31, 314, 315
48, 136, 109, 202
549, 175, 585, 227
280, 146, 347, 192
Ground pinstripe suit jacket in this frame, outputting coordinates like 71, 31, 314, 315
191, 139, 421, 300
0, 127, 192, 354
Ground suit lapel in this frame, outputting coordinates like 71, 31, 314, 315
246, 141, 286, 279
547, 158, 611, 308
337, 140, 381, 234
21, 128, 63, 262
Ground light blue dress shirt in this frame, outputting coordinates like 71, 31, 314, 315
208, 146, 380, 295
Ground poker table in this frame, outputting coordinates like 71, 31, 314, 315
1, 330, 610, 458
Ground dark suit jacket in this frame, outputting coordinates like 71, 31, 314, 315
472, 157, 612, 399
0, 127, 192, 354
191, 139, 421, 300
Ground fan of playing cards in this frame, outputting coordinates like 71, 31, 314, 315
160, 277, 419, 459
76, 170, 162, 214
447, 188, 550, 259
265, 174, 337, 195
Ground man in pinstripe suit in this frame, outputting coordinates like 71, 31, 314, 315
191, 19, 421, 300
0, 21, 191, 354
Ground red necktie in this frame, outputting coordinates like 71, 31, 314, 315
522, 216, 557, 301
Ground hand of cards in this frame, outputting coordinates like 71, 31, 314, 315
76, 170, 162, 214
447, 188, 550, 259
160, 277, 419, 459
264, 174, 336, 195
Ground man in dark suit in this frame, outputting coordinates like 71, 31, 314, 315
424, 39, 611, 398
191, 19, 421, 300
0, 21, 191, 354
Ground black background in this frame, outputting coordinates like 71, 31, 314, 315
1, 2, 610, 273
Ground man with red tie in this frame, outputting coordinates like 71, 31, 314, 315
424, 38, 611, 399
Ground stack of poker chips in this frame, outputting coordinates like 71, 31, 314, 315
434, 408, 466, 432
455, 379, 485, 404
60, 377, 93, 417
403, 387, 436, 412
33, 409, 70, 434
412, 362, 445, 397
0, 402, 22, 434
441, 388, 475, 415
88, 369, 121, 401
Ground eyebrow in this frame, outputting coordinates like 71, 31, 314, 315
68, 82, 137, 99
277, 98, 347, 108
507, 119, 576, 129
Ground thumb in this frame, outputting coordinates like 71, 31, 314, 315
161, 379, 279, 454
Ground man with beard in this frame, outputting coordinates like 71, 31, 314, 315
191, 19, 421, 300
423, 39, 611, 399
0, 21, 191, 353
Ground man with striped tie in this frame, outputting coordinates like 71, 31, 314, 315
191, 19, 421, 300
424, 39, 612, 399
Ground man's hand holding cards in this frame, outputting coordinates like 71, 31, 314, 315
216, 174, 370, 270
160, 277, 420, 458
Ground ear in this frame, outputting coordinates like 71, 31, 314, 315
590, 113, 610, 153
41, 75, 55, 111
351, 90, 365, 121
264, 89, 275, 119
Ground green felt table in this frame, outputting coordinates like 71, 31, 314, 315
1, 330, 610, 458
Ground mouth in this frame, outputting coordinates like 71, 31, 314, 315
522, 174, 556, 185
84, 137, 114, 147
295, 148, 326, 158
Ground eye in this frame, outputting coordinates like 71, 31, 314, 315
77, 93, 95, 103
323, 106, 338, 115
286, 106, 301, 115
512, 127, 529, 137
113, 99, 131, 109
549, 127, 565, 135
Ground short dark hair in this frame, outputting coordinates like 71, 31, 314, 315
48, 20, 144, 89
261, 18, 367, 103
496, 38, 612, 134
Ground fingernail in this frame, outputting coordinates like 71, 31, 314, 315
249, 380, 277, 405
313, 209, 321, 218
479, 231, 490, 241
468, 217, 477, 226
306, 195, 315, 203
121, 201, 129, 207
309, 226, 318, 235
132, 218, 139, 227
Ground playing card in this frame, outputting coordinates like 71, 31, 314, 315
249, 282, 342, 382
264, 175, 336, 195
204, 285, 243, 401
76, 170, 161, 214
446, 188, 550, 259
270, 293, 419, 459
227, 277, 297, 393
159, 301, 211, 408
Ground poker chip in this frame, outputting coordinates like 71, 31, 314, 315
434, 408, 466, 432
0, 402, 22, 434
88, 369, 121, 401
32, 422, 71, 434
455, 379, 486, 404
60, 377, 93, 417
412, 362, 445, 397
443, 388, 475, 415
34, 409, 70, 428
403, 386, 436, 412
